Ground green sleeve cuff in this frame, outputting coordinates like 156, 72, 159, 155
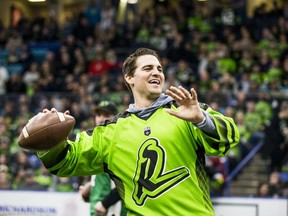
37, 141, 68, 169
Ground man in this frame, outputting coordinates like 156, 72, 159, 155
38, 48, 239, 215
0, 65, 9, 95
80, 101, 125, 216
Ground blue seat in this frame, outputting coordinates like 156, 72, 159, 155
31, 48, 48, 63
280, 172, 288, 182
6, 64, 23, 75
28, 41, 61, 63
0, 49, 8, 65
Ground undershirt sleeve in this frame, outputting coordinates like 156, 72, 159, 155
193, 111, 217, 137
101, 188, 121, 208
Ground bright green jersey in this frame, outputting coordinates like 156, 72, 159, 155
38, 103, 239, 216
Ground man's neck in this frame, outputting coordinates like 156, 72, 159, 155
133, 94, 160, 110
133, 99, 154, 110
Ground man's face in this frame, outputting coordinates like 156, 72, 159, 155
95, 112, 114, 126
125, 55, 165, 100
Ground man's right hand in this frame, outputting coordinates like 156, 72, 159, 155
79, 182, 91, 202
95, 201, 107, 216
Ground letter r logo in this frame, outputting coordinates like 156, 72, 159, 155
132, 138, 190, 206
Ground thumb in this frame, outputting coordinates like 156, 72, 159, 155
165, 108, 178, 117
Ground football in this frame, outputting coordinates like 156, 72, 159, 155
18, 111, 75, 151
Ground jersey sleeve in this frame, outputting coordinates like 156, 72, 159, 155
195, 106, 240, 156
37, 129, 105, 177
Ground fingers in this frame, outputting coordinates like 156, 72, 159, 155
64, 110, 70, 115
51, 108, 57, 112
42, 108, 57, 113
42, 108, 70, 114
42, 109, 49, 113
190, 88, 197, 100
166, 86, 196, 101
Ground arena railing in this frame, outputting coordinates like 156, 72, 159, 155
223, 140, 265, 196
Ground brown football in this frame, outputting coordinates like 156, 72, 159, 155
18, 111, 75, 151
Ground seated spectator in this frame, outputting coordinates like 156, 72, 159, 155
11, 151, 33, 181
269, 171, 283, 198
83, 36, 97, 63
23, 61, 41, 90
0, 136, 11, 156
6, 73, 27, 93
88, 51, 120, 77
5, 31, 23, 64
256, 182, 270, 197
0, 167, 11, 190
166, 59, 195, 89
206, 157, 226, 196
56, 50, 74, 77
0, 65, 9, 95
17, 169, 47, 191
281, 57, 288, 89
56, 177, 75, 192
34, 163, 53, 190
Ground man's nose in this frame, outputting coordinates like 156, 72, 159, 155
151, 68, 160, 75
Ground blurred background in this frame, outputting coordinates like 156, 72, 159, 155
0, 0, 288, 206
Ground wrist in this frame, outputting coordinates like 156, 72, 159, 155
194, 114, 206, 126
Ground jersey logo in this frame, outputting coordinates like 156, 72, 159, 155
144, 127, 151, 136
132, 138, 190, 206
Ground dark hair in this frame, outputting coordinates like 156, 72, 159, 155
122, 48, 161, 93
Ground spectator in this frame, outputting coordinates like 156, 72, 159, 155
56, 177, 75, 192
268, 171, 283, 198
166, 32, 186, 62
88, 52, 119, 77
23, 61, 41, 91
265, 100, 287, 172
83, 36, 98, 63
83, 0, 101, 26
72, 16, 93, 43
0, 166, 11, 190
281, 56, 288, 88
198, 50, 220, 80
167, 59, 195, 89
0, 65, 9, 95
99, 1, 116, 32
5, 31, 23, 56
0, 136, 11, 156
256, 182, 270, 197
56, 50, 74, 77
17, 168, 47, 191
19, 43, 33, 70
6, 73, 27, 93
80, 100, 125, 216
149, 28, 167, 53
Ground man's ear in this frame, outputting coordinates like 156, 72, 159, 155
125, 74, 133, 85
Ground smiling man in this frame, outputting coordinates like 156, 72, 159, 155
36, 48, 239, 216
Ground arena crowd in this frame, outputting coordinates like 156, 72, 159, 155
0, 0, 287, 198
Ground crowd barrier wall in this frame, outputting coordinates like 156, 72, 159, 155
0, 191, 287, 216
0, 190, 89, 216
213, 197, 288, 216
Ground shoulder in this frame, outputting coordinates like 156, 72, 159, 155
99, 111, 132, 127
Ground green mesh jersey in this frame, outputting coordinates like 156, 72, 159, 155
38, 103, 239, 216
